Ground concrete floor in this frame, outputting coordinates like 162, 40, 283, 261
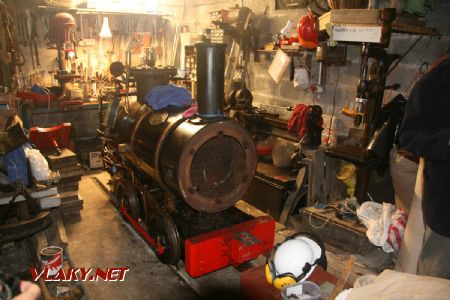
63, 172, 200, 300
60, 171, 382, 300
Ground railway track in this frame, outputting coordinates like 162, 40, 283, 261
91, 177, 247, 298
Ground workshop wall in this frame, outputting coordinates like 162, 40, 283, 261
9, 0, 184, 87
6, 0, 185, 135
179, 0, 450, 141
8, 0, 450, 142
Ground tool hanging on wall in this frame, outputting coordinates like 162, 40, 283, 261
31, 12, 40, 68
289, 53, 295, 81
15, 13, 23, 45
24, 10, 35, 70
77, 14, 83, 41
41, 14, 49, 42
1, 1, 25, 90
22, 12, 28, 47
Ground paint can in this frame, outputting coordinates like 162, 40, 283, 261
40, 246, 63, 276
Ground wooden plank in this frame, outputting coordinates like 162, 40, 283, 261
57, 163, 82, 175
305, 147, 344, 206
306, 148, 326, 206
58, 167, 83, 179
46, 149, 78, 169
0, 187, 58, 205
61, 196, 83, 215
49, 159, 79, 171
61, 195, 80, 202
56, 181, 79, 193
58, 175, 81, 184
329, 255, 356, 300
59, 190, 79, 199
39, 195, 61, 209
61, 197, 83, 209
392, 23, 438, 36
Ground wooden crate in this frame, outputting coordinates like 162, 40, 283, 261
300, 207, 375, 256
303, 147, 346, 206
319, 9, 380, 31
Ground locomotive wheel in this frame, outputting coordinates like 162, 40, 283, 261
147, 210, 181, 265
116, 181, 140, 221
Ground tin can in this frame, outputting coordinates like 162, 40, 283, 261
40, 246, 63, 276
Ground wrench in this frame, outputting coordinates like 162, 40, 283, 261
31, 13, 40, 68
21, 13, 28, 46
24, 12, 35, 70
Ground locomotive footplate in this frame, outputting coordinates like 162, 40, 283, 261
183, 214, 275, 278
120, 199, 275, 278
172, 205, 275, 277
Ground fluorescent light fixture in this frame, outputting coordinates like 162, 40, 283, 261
99, 16, 112, 38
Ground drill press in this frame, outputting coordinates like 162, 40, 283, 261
325, 9, 405, 203
49, 12, 81, 106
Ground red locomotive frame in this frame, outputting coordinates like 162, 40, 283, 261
120, 205, 275, 277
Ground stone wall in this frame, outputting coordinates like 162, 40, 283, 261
177, 0, 450, 141
7, 0, 450, 141
8, 0, 185, 85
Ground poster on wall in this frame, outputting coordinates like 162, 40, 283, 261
275, 0, 308, 9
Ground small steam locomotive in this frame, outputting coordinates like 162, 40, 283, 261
100, 43, 275, 277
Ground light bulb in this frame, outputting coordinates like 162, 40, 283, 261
99, 16, 112, 38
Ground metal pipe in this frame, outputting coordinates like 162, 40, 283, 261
196, 43, 226, 118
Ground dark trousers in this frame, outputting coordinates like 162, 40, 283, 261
417, 226, 450, 279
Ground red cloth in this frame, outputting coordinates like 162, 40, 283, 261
288, 104, 311, 139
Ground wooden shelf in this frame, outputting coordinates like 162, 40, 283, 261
318, 9, 439, 39
257, 48, 313, 61
37, 6, 169, 17
392, 23, 439, 36
258, 49, 307, 55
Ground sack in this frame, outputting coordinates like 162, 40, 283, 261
293, 66, 309, 90
357, 202, 407, 253
386, 208, 407, 252
25, 148, 50, 181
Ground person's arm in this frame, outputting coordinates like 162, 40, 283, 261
399, 80, 450, 162
12, 281, 41, 300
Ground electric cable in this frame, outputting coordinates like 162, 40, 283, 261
307, 198, 357, 229
387, 35, 423, 76
418, 36, 433, 65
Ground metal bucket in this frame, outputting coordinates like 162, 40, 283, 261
281, 281, 321, 300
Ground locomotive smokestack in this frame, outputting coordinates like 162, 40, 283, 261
195, 43, 226, 118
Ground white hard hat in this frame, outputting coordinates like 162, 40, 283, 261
265, 233, 327, 289
273, 236, 322, 279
